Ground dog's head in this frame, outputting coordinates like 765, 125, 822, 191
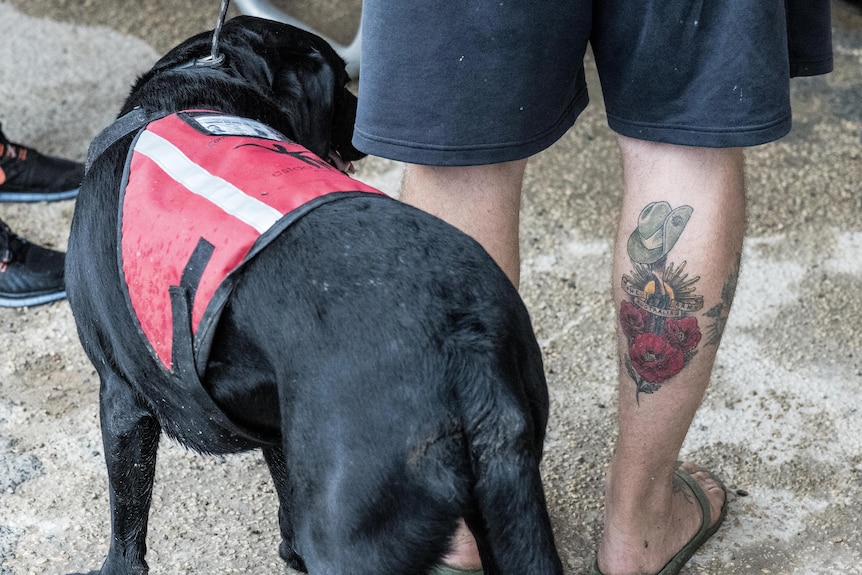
124, 16, 364, 165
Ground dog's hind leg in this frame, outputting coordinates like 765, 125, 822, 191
471, 450, 562, 575
456, 356, 564, 574
262, 446, 307, 573
78, 370, 161, 575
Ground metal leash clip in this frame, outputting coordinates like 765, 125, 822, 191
194, 0, 231, 67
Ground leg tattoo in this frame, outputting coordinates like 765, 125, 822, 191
704, 253, 741, 346
620, 202, 704, 401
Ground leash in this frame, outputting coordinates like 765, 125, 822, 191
85, 0, 232, 173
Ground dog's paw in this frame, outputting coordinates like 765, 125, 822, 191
278, 540, 308, 573
67, 562, 145, 575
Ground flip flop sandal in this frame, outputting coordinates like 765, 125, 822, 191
590, 466, 728, 575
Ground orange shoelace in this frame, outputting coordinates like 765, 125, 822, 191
0, 142, 28, 160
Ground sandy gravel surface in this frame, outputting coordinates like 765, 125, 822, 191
1, 1, 860, 574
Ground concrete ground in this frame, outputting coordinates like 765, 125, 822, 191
0, 1, 860, 573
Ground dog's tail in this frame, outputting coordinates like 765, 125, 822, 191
449, 319, 564, 575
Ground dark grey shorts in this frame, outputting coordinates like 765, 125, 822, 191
353, 0, 833, 166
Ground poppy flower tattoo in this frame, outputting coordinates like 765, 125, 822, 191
663, 317, 702, 354
629, 333, 685, 383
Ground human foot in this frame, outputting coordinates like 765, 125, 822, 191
595, 461, 727, 575
439, 518, 483, 572
0, 124, 83, 202
0, 219, 66, 307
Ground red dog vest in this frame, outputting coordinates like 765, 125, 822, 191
119, 111, 385, 372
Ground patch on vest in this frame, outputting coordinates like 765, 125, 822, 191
119, 111, 385, 372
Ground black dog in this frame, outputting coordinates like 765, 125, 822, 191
67, 16, 562, 575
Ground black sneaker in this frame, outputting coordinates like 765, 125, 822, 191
0, 124, 83, 202
0, 220, 66, 307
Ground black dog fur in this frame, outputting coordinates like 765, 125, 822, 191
66, 16, 562, 575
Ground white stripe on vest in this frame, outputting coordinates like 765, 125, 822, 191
134, 129, 283, 234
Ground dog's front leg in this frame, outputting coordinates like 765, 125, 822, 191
76, 371, 161, 575
262, 446, 307, 573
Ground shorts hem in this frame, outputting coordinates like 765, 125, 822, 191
607, 113, 793, 148
353, 89, 589, 166
790, 55, 834, 78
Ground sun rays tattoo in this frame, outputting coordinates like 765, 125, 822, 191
620, 202, 703, 401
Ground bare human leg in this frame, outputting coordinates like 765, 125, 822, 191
401, 161, 527, 288
597, 136, 744, 575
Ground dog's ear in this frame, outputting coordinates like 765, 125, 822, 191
330, 88, 366, 163
270, 46, 365, 164
271, 50, 340, 160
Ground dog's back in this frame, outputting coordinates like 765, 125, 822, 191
192, 192, 558, 573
